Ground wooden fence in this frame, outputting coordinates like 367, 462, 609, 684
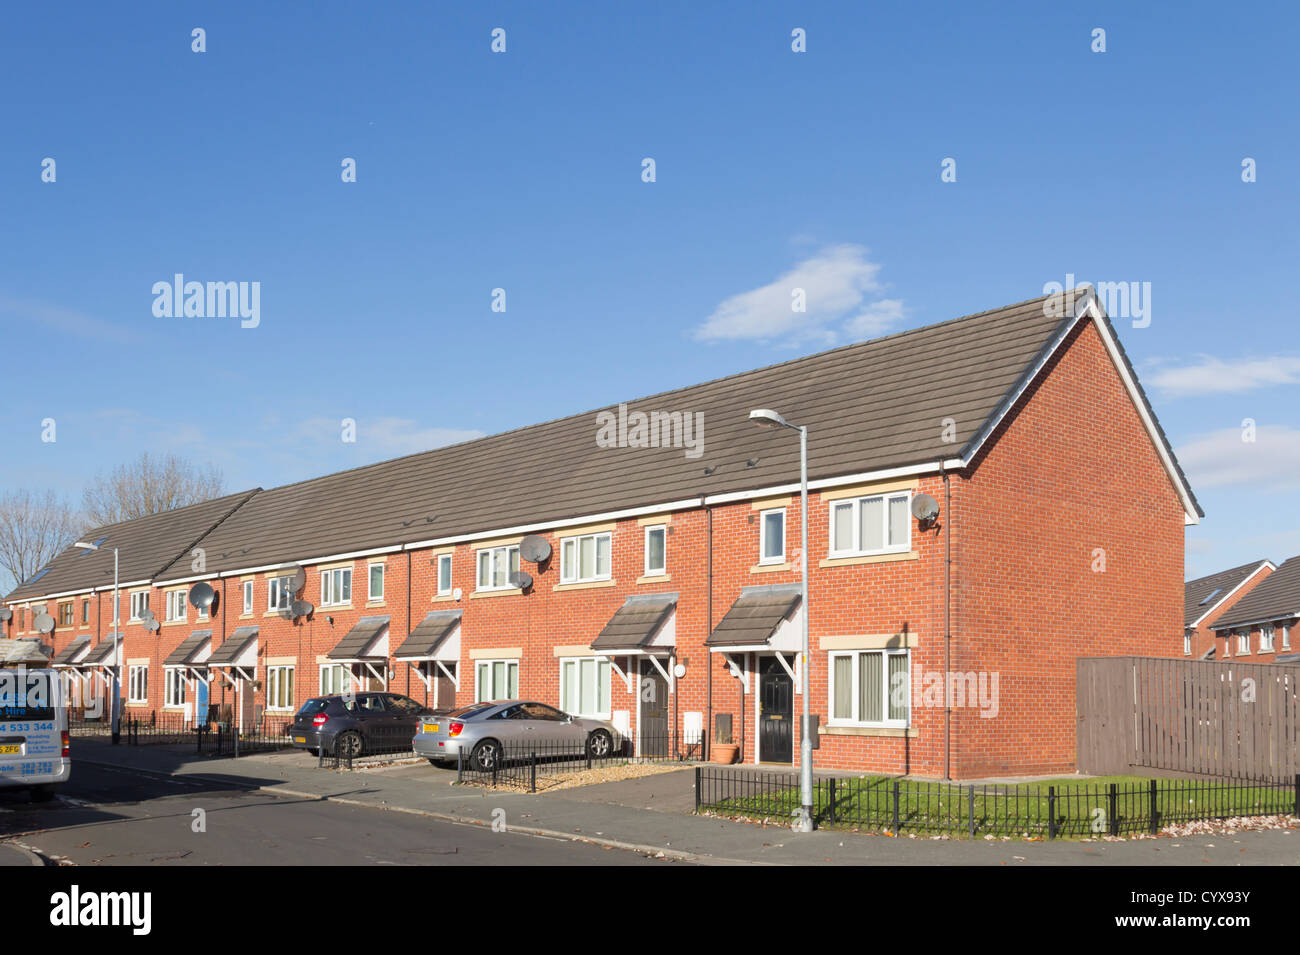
1077, 656, 1300, 781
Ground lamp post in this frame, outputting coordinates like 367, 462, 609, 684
74, 540, 120, 744
748, 408, 813, 832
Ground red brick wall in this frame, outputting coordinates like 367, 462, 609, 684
1185, 564, 1272, 660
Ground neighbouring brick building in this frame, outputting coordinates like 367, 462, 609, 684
1182, 559, 1274, 659
1212, 555, 1300, 663
3, 287, 1202, 778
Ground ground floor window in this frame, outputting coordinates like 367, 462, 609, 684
320, 664, 348, 696
165, 668, 187, 707
475, 659, 518, 702
559, 656, 611, 718
1261, 625, 1275, 652
266, 665, 295, 710
128, 665, 148, 704
828, 649, 909, 727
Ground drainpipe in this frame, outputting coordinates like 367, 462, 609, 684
704, 495, 713, 762
942, 462, 952, 781
407, 550, 414, 702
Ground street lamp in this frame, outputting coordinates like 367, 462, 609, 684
748, 408, 814, 833
74, 540, 120, 744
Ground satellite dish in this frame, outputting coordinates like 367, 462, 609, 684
910, 493, 940, 522
508, 570, 533, 590
291, 600, 314, 619
188, 582, 216, 610
33, 613, 55, 634
144, 618, 160, 633
139, 608, 156, 623
519, 535, 551, 563
0, 608, 11, 622
286, 565, 306, 594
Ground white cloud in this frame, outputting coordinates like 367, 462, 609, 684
692, 244, 903, 345
1148, 355, 1300, 397
0, 295, 140, 345
1176, 424, 1300, 490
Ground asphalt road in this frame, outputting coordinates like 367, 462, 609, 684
0, 762, 680, 866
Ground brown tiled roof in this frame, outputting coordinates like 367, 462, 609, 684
1184, 560, 1272, 627
707, 584, 801, 647
82, 637, 122, 666
208, 627, 258, 666
394, 611, 461, 659
164, 630, 212, 667
5, 490, 259, 602
326, 616, 390, 660
591, 593, 677, 651
1214, 556, 1300, 630
50, 635, 91, 666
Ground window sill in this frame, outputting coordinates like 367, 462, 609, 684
552, 579, 617, 593
821, 725, 916, 738
750, 562, 791, 574
162, 620, 188, 628
366, 600, 387, 608
819, 551, 918, 568
470, 588, 523, 599
636, 573, 671, 585
318, 603, 353, 612
432, 593, 456, 602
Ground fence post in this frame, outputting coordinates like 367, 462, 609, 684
457, 749, 463, 784
1108, 784, 1118, 836
968, 786, 976, 838
892, 781, 900, 834
694, 766, 701, 813
1048, 786, 1057, 840
1294, 774, 1299, 818
530, 751, 537, 793
1149, 779, 1159, 835
828, 777, 837, 825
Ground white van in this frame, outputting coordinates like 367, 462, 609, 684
0, 667, 70, 800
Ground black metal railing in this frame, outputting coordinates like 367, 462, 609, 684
317, 723, 426, 769
694, 768, 1300, 838
455, 733, 699, 791
69, 708, 295, 757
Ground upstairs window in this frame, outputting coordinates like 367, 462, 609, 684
59, 602, 74, 627
437, 554, 453, 595
321, 568, 353, 607
759, 509, 785, 564
368, 564, 385, 602
829, 491, 911, 556
129, 592, 150, 621
268, 576, 294, 612
243, 581, 254, 614
476, 545, 519, 591
644, 525, 667, 576
561, 532, 611, 584
165, 590, 187, 623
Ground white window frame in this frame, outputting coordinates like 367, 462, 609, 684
1260, 624, 1274, 653
474, 658, 519, 702
1284, 624, 1292, 650
644, 525, 667, 576
242, 580, 254, 615
128, 664, 148, 704
560, 532, 612, 584
266, 665, 295, 711
268, 576, 293, 612
1237, 630, 1250, 655
129, 591, 150, 622
368, 563, 385, 602
828, 491, 912, 557
759, 508, 786, 564
827, 648, 910, 728
319, 663, 348, 696
1183, 631, 1192, 656
164, 667, 187, 707
559, 656, 612, 719
436, 553, 453, 595
165, 590, 187, 623
476, 545, 520, 592
320, 568, 353, 607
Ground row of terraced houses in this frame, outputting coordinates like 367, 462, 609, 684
2, 288, 1206, 779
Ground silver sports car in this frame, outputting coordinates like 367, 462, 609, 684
411, 699, 622, 770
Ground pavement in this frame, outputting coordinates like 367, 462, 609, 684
39, 738, 1300, 866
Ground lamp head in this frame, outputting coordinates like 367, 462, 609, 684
749, 408, 788, 429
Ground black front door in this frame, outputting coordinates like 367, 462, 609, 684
640, 658, 669, 757
759, 656, 793, 763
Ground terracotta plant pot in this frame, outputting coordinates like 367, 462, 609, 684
711, 743, 740, 765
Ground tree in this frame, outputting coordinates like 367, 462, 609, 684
81, 452, 225, 528
0, 489, 82, 595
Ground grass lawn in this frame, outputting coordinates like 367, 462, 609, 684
701, 772, 1295, 838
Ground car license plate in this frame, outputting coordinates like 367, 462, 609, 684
422, 723, 439, 734
0, 744, 20, 755
294, 736, 307, 743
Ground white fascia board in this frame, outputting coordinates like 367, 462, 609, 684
1213, 610, 1300, 633
157, 544, 404, 586
92, 579, 150, 594
1188, 561, 1277, 629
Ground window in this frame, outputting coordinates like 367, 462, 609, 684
476, 545, 520, 591
560, 657, 611, 718
81, 600, 90, 625
561, 532, 612, 583
165, 590, 187, 623
368, 564, 384, 601
320, 664, 349, 696
829, 491, 911, 556
18, 609, 25, 631
266, 665, 295, 710
1237, 630, 1250, 654
475, 659, 519, 702
644, 525, 667, 576
1183, 631, 1191, 655
165, 668, 187, 707
437, 554, 453, 595
1261, 625, 1274, 652
129, 591, 150, 621
759, 509, 785, 563
829, 649, 909, 727
268, 576, 294, 612
59, 602, 74, 627
321, 568, 352, 607
243, 580, 254, 614
1284, 624, 1292, 650
128, 665, 148, 704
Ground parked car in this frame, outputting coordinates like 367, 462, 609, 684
412, 699, 623, 770
287, 692, 437, 758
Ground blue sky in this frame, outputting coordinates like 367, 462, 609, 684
1, 1, 1297, 580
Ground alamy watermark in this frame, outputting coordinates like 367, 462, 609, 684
152, 274, 260, 328
1042, 274, 1150, 328
595, 403, 704, 459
